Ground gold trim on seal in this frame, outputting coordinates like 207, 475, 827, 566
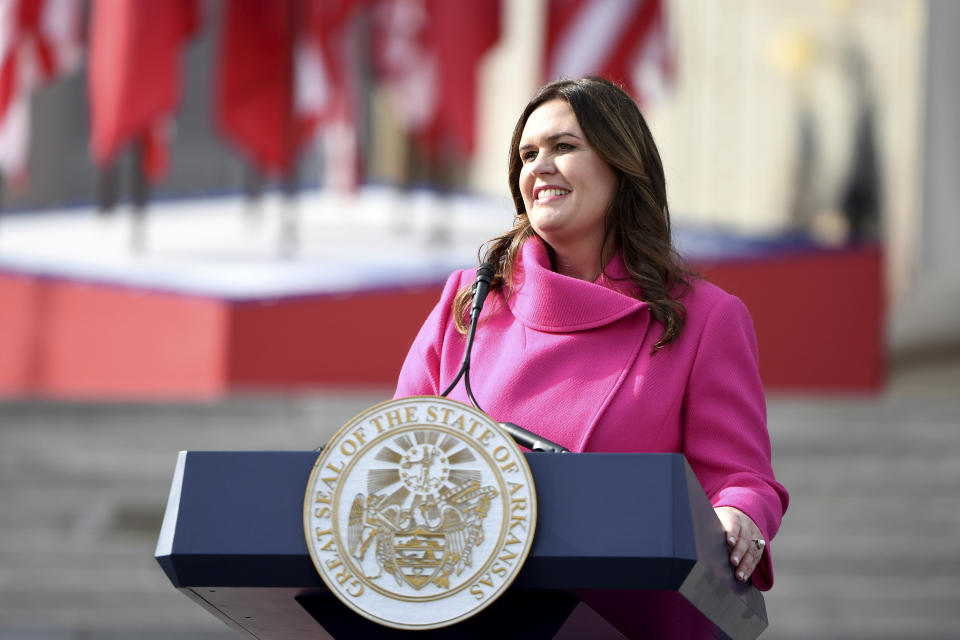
303, 396, 537, 630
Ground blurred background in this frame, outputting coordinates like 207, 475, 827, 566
0, 0, 958, 638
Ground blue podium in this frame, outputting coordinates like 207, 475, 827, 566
156, 452, 767, 638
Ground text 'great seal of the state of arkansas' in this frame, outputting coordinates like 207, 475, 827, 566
304, 396, 537, 630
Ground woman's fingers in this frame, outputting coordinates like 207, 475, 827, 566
732, 536, 760, 581
730, 534, 752, 575
716, 506, 741, 547
714, 506, 764, 582
726, 526, 741, 550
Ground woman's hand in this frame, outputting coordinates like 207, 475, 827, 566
714, 506, 765, 583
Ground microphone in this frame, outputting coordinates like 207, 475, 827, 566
470, 262, 495, 319
440, 263, 495, 400
499, 421, 569, 453
441, 262, 568, 454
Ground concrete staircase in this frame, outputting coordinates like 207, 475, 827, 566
764, 392, 960, 639
1, 369, 958, 638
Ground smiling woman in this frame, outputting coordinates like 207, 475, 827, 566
478, 76, 688, 350
394, 77, 789, 591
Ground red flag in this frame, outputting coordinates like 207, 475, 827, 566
216, 0, 316, 177
374, 0, 500, 161
88, 0, 199, 182
428, 0, 499, 158
299, 0, 361, 126
299, 0, 366, 189
0, 0, 81, 185
373, 0, 435, 137
545, 0, 673, 106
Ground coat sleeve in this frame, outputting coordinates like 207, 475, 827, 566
681, 293, 790, 591
394, 269, 467, 398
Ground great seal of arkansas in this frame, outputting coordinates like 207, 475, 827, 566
304, 396, 537, 630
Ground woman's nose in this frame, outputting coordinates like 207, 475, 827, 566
530, 153, 554, 175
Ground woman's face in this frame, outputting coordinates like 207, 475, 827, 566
518, 99, 618, 259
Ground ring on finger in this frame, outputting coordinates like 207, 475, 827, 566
752, 538, 766, 551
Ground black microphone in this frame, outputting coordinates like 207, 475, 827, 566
441, 262, 568, 454
440, 263, 495, 400
470, 262, 495, 319
499, 421, 569, 453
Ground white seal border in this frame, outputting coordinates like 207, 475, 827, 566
303, 396, 538, 631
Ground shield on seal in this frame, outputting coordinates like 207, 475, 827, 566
392, 527, 448, 589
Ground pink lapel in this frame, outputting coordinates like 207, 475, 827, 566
469, 237, 651, 451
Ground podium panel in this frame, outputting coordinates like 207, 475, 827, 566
156, 451, 767, 639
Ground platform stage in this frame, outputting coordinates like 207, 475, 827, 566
0, 189, 883, 397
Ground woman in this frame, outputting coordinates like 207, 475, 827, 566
395, 77, 789, 589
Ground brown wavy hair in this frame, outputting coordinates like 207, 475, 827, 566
454, 77, 692, 350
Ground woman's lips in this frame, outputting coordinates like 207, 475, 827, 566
534, 187, 570, 204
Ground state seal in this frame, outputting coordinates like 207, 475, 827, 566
303, 396, 537, 630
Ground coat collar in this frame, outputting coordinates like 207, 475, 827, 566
506, 235, 647, 332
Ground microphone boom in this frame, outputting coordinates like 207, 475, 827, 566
441, 262, 568, 453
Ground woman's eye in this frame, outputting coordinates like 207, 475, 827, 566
521, 151, 538, 162
556, 142, 574, 152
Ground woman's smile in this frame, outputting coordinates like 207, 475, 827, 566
533, 185, 571, 205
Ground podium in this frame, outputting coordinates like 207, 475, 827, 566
156, 451, 767, 639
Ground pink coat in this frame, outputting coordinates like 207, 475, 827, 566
395, 235, 789, 589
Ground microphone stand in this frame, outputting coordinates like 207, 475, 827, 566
441, 265, 569, 454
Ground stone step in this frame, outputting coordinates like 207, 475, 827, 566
1, 391, 958, 639
772, 456, 960, 495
